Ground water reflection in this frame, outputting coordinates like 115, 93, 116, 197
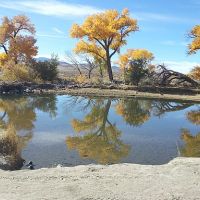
66, 97, 194, 164
0, 95, 57, 170
0, 125, 32, 170
181, 129, 200, 157
116, 98, 192, 126
66, 99, 130, 164
187, 109, 200, 125
180, 107, 200, 157
0, 94, 199, 170
115, 99, 151, 126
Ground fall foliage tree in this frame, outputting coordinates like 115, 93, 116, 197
118, 49, 154, 85
0, 15, 38, 64
66, 99, 130, 164
188, 25, 200, 54
70, 9, 138, 81
189, 66, 200, 81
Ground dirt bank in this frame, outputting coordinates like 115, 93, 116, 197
48, 88, 200, 102
0, 157, 200, 200
1, 82, 200, 102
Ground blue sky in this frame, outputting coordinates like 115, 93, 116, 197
0, 0, 200, 73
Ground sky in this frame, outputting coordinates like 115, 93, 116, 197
0, 0, 200, 73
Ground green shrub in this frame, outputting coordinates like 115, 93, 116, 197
32, 56, 59, 81
125, 60, 148, 86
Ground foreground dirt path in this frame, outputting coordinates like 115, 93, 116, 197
0, 158, 200, 200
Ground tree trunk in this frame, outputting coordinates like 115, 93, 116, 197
99, 64, 103, 78
106, 50, 113, 82
88, 70, 91, 79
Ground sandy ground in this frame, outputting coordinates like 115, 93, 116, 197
45, 88, 200, 102
0, 158, 200, 200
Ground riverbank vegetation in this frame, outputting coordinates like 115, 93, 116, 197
0, 11, 200, 91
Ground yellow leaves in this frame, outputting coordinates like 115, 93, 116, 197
128, 49, 154, 60
70, 8, 139, 81
189, 66, 200, 80
0, 53, 8, 66
9, 36, 38, 62
75, 74, 87, 84
70, 24, 85, 38
118, 54, 129, 69
190, 25, 200, 37
71, 8, 138, 41
12, 15, 35, 34
0, 15, 37, 64
74, 40, 106, 60
118, 49, 154, 69
122, 8, 129, 16
70, 9, 138, 63
188, 25, 200, 54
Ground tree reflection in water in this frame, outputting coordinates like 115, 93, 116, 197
116, 98, 192, 126
181, 129, 200, 157
67, 97, 193, 164
66, 98, 130, 164
0, 95, 57, 170
181, 107, 200, 157
115, 99, 152, 126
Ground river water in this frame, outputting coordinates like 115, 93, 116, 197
0, 94, 199, 170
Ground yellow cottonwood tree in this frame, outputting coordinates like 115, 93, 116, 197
0, 15, 38, 63
118, 49, 154, 69
118, 49, 154, 84
70, 9, 138, 81
188, 25, 200, 54
189, 66, 200, 80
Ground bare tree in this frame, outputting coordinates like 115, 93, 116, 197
65, 53, 82, 75
82, 56, 98, 79
150, 64, 199, 87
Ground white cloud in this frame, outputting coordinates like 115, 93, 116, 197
0, 0, 103, 17
161, 40, 188, 46
161, 40, 176, 46
53, 27, 64, 34
154, 60, 199, 74
132, 12, 199, 24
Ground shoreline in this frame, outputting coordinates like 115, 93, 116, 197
0, 157, 200, 200
43, 88, 200, 102
1, 82, 200, 102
